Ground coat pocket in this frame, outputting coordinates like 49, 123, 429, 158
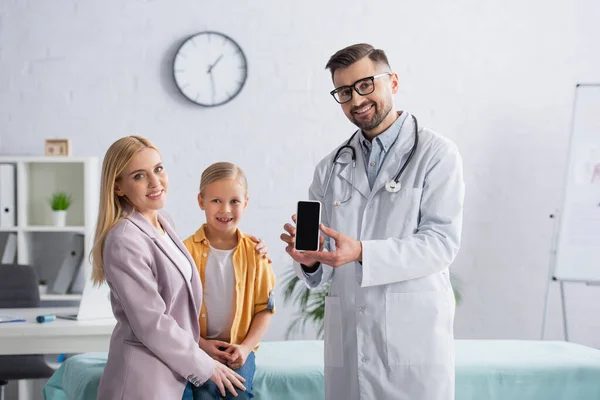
385, 188, 423, 232
388, 187, 422, 201
324, 296, 344, 368
385, 291, 452, 366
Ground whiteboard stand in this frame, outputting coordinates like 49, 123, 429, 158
542, 275, 599, 341
541, 83, 600, 342
541, 212, 570, 341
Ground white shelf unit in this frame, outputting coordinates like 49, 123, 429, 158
0, 156, 99, 301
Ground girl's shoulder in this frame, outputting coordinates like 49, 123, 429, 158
237, 232, 267, 263
238, 231, 257, 249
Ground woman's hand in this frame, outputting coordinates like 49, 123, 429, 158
209, 361, 246, 397
248, 235, 272, 264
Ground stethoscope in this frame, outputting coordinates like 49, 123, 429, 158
323, 114, 419, 206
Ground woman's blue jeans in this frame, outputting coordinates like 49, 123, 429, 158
182, 351, 255, 400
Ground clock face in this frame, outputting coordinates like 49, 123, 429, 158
173, 32, 248, 107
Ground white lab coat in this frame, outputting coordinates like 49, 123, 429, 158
293, 112, 464, 400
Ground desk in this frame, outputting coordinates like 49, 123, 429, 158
0, 307, 115, 356
0, 307, 115, 400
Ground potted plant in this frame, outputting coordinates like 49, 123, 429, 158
38, 279, 48, 295
49, 192, 72, 227
281, 269, 463, 339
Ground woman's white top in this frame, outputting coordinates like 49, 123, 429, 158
161, 231, 193, 282
203, 245, 236, 340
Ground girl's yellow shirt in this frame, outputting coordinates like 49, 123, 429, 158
184, 224, 276, 351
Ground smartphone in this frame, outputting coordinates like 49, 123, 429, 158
294, 200, 322, 252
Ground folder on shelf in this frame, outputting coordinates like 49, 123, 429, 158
1, 232, 17, 264
69, 252, 86, 294
0, 164, 16, 227
50, 234, 84, 295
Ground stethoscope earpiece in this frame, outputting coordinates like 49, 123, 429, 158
385, 180, 402, 193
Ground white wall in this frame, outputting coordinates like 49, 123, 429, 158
1, 1, 600, 395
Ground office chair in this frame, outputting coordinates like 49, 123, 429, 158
0, 264, 55, 400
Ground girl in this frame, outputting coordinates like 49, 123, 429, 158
92, 136, 246, 399
184, 162, 276, 400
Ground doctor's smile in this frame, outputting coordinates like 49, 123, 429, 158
352, 103, 375, 115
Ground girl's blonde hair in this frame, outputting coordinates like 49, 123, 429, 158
199, 162, 248, 196
91, 135, 159, 285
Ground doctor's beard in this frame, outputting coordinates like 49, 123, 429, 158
350, 98, 393, 132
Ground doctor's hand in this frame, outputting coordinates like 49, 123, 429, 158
303, 224, 362, 268
248, 235, 272, 264
280, 214, 325, 267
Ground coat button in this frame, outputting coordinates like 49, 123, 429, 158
201, 314, 206, 318
203, 240, 208, 244
203, 253, 208, 257
362, 356, 368, 363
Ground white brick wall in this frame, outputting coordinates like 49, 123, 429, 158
1, 0, 600, 397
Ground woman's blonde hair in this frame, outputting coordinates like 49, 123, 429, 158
199, 162, 248, 196
91, 135, 159, 285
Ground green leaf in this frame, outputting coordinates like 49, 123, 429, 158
49, 192, 72, 211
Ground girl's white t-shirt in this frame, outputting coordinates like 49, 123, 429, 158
162, 232, 193, 282
203, 245, 236, 340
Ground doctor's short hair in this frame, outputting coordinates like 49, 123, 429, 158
325, 43, 390, 78
199, 162, 248, 196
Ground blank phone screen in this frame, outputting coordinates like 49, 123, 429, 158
295, 201, 321, 251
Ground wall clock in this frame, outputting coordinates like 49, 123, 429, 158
173, 31, 248, 107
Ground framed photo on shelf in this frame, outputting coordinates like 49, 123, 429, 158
45, 139, 72, 156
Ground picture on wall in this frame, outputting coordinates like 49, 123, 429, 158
45, 139, 72, 156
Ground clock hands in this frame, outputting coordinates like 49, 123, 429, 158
207, 54, 224, 74
206, 55, 224, 104
207, 54, 224, 104
210, 73, 216, 104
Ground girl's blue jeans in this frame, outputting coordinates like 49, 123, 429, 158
182, 351, 255, 400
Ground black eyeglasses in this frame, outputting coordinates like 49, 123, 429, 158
330, 72, 392, 104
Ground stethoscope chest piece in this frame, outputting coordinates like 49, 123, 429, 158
385, 180, 402, 193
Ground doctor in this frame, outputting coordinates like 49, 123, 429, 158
280, 43, 464, 400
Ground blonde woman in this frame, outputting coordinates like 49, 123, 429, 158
92, 136, 267, 399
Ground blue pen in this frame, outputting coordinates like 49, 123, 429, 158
36, 314, 56, 323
